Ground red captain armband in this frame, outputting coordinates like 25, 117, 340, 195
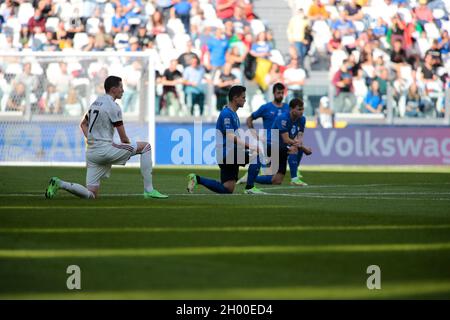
113, 121, 123, 127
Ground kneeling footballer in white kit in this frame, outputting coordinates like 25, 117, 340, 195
45, 75, 168, 199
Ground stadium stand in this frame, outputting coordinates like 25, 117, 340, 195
0, 0, 448, 122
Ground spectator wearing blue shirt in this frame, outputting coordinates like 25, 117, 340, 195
182, 57, 206, 115
438, 30, 450, 55
362, 81, 384, 114
187, 85, 266, 195
250, 32, 272, 58
111, 6, 129, 34
207, 27, 229, 69
174, 0, 192, 34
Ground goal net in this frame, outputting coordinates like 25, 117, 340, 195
0, 51, 155, 166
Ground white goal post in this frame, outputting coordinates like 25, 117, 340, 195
0, 51, 156, 166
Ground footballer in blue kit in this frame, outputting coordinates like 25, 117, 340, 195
187, 86, 266, 195
238, 83, 310, 186
253, 98, 312, 186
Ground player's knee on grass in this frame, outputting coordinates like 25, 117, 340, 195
136, 141, 151, 154
87, 186, 99, 199
272, 174, 284, 185
223, 181, 236, 193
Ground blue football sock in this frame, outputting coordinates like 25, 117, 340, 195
255, 175, 273, 184
288, 154, 299, 179
246, 162, 261, 189
297, 150, 304, 165
197, 176, 231, 194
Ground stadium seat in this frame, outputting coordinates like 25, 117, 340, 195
199, 2, 217, 20
250, 19, 266, 37
86, 18, 101, 35
73, 32, 89, 50
114, 33, 129, 50
5, 17, 21, 35
167, 18, 186, 36
0, 34, 6, 49
17, 2, 35, 25
155, 33, 174, 52
424, 22, 440, 40
172, 33, 191, 55
45, 17, 60, 33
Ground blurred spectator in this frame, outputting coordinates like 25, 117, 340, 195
404, 82, 422, 117
183, 57, 206, 116
173, 0, 192, 34
178, 39, 200, 68
28, 8, 46, 34
426, 39, 443, 67
156, 0, 174, 22
387, 13, 406, 46
287, 8, 309, 67
332, 59, 356, 113
331, 10, 357, 51
150, 9, 166, 36
307, 0, 330, 21
353, 68, 368, 110
65, 8, 84, 38
216, 0, 237, 20
160, 59, 183, 115
6, 82, 26, 112
361, 80, 384, 114
126, 36, 142, 51
418, 53, 444, 115
14, 62, 39, 98
63, 86, 84, 116
317, 96, 334, 128
414, 0, 433, 26
39, 84, 61, 114
111, 5, 129, 35
122, 60, 143, 112
250, 31, 271, 58
226, 45, 247, 82
214, 62, 239, 111
207, 26, 229, 71
230, 5, 249, 34
283, 56, 306, 102
327, 30, 342, 53
438, 30, 450, 55
344, 0, 364, 21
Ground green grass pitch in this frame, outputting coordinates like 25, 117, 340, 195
0, 166, 449, 299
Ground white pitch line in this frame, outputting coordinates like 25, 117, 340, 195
1, 193, 450, 202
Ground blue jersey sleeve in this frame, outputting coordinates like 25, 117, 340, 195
274, 115, 289, 134
251, 104, 266, 120
298, 116, 306, 133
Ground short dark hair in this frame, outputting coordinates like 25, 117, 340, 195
104, 76, 122, 93
272, 82, 285, 93
289, 98, 304, 109
228, 85, 246, 102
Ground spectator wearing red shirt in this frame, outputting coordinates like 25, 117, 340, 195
28, 9, 46, 34
216, 0, 237, 20
414, 0, 433, 26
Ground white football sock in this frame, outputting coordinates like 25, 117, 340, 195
59, 180, 95, 199
140, 144, 154, 193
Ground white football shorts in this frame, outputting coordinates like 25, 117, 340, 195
86, 142, 138, 187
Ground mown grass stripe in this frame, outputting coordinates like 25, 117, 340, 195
1, 243, 450, 258
1, 225, 450, 234
1, 280, 450, 299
